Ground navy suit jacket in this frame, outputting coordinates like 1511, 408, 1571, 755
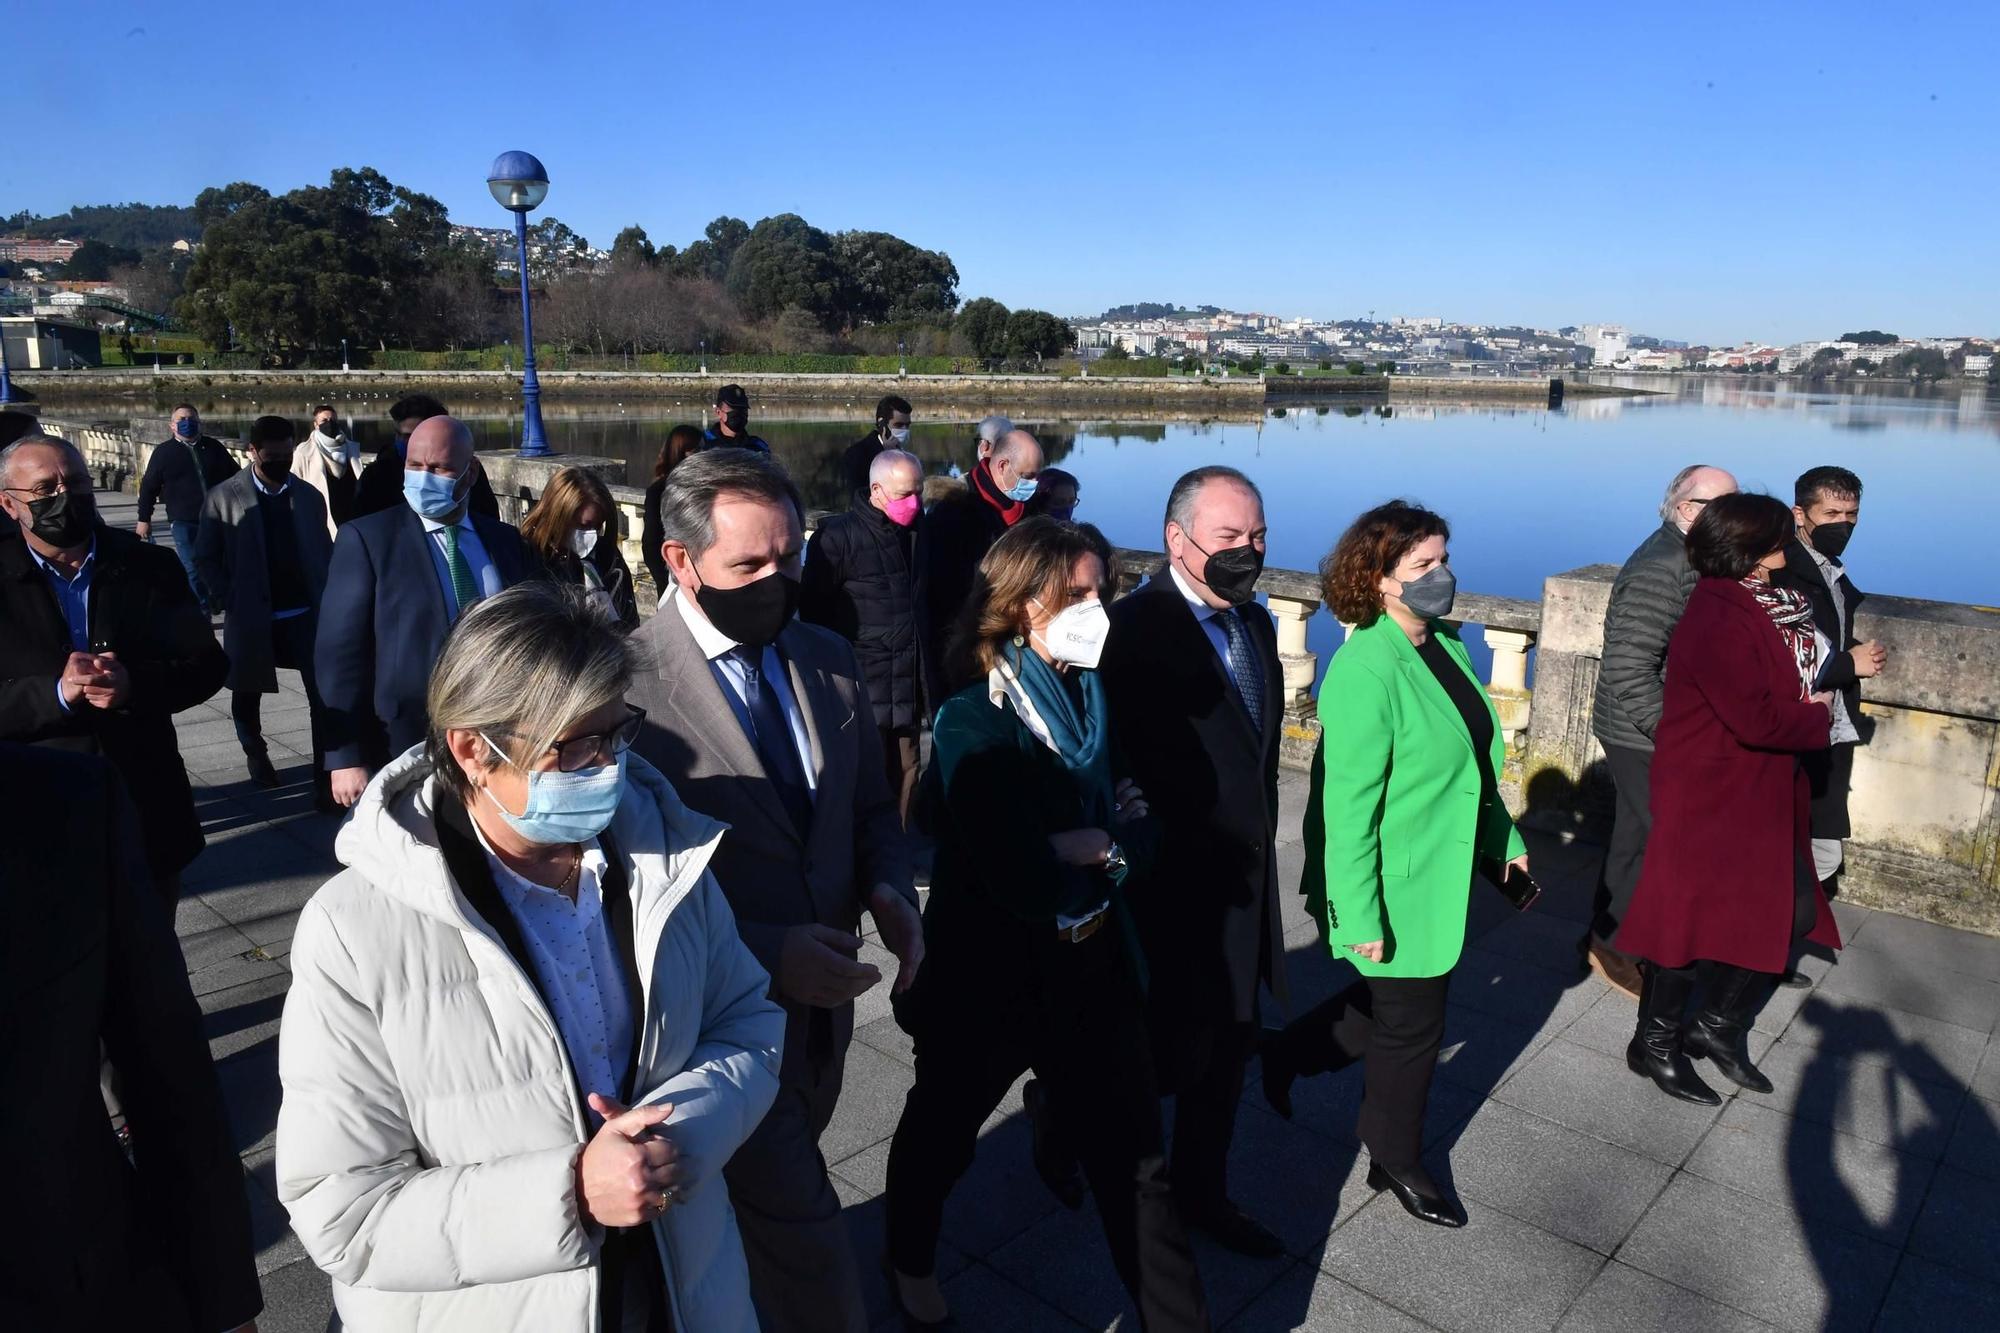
315, 503, 536, 770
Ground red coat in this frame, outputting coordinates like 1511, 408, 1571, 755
1616, 577, 1842, 972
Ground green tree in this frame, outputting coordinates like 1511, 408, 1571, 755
609, 225, 658, 270
669, 216, 751, 283
829, 230, 959, 326
527, 216, 588, 281
1103, 338, 1131, 361
1377, 360, 1396, 374
725, 213, 840, 326
61, 238, 141, 280
1884, 347, 1949, 381
1839, 330, 1898, 345
1345, 360, 1366, 374
955, 297, 1011, 361
1004, 308, 1075, 361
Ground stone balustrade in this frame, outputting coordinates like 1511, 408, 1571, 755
33, 424, 1997, 933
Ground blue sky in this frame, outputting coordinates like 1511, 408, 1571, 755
21, 1, 1994, 345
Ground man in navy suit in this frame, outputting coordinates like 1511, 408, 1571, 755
316, 415, 536, 806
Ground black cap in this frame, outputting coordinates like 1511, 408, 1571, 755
715, 383, 749, 409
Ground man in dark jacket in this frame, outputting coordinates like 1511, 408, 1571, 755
695, 382, 771, 452
1775, 465, 1885, 898
352, 392, 500, 519
801, 447, 924, 824
838, 393, 912, 501
318, 416, 536, 806
195, 415, 337, 803
1584, 463, 1737, 994
134, 402, 239, 611
0, 745, 261, 1333
916, 427, 1042, 709
1097, 464, 1289, 1258
0, 433, 229, 893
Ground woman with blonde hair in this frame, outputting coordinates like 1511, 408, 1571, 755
522, 465, 639, 628
276, 582, 782, 1330
881, 517, 1210, 1331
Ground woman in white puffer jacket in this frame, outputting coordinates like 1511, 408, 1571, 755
276, 582, 783, 1332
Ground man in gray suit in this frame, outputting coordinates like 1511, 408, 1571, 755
629, 447, 922, 1333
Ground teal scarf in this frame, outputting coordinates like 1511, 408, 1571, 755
1004, 642, 1115, 826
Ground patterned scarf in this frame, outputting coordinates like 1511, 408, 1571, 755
1740, 576, 1818, 698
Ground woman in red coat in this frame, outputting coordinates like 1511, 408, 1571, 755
1617, 493, 1840, 1105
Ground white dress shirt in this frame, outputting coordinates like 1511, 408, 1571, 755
420, 512, 503, 617
471, 822, 635, 1124
671, 585, 817, 792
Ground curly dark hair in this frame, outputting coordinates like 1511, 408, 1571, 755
1686, 492, 1796, 580
1319, 500, 1452, 627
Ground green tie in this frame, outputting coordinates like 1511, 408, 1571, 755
439, 525, 480, 617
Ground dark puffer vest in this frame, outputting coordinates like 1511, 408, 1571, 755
800, 498, 923, 731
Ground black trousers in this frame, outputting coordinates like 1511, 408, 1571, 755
230, 613, 328, 787
1273, 972, 1452, 1170
1153, 1017, 1256, 1213
885, 926, 1209, 1332
1589, 743, 1654, 946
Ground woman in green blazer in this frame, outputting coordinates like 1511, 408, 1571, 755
1262, 500, 1529, 1229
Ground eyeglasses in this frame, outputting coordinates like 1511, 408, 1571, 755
3, 475, 92, 501
495, 706, 647, 773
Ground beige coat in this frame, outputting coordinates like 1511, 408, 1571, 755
290, 436, 363, 538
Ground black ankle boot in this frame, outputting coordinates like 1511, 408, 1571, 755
1261, 1027, 1299, 1121
1684, 964, 1775, 1093
1626, 963, 1720, 1106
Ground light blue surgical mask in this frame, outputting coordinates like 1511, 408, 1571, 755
1007, 476, 1039, 504
480, 739, 628, 846
404, 468, 467, 521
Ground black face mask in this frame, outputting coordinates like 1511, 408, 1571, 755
21, 488, 96, 548
1808, 520, 1854, 561
1187, 536, 1265, 607
258, 457, 293, 485
722, 408, 749, 435
695, 568, 799, 647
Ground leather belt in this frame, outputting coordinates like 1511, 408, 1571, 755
1056, 909, 1107, 944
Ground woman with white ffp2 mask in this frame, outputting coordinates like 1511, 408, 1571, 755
520, 465, 640, 629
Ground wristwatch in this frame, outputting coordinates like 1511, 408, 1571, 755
1102, 841, 1128, 877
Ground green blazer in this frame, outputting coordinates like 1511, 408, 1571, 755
1302, 617, 1526, 979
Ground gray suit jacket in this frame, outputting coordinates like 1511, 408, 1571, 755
194, 469, 334, 694
628, 595, 914, 1083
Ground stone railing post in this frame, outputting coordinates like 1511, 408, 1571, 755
1265, 594, 1319, 722
1481, 626, 1537, 749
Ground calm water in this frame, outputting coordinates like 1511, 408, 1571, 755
181, 380, 1999, 681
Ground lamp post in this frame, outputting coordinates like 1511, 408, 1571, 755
152, 335, 160, 372
898, 338, 906, 378
341, 337, 349, 372
487, 150, 552, 458
0, 316, 13, 403
699, 338, 707, 375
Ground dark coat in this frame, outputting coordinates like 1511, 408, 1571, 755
1771, 536, 1865, 838
0, 746, 261, 1333
136, 435, 239, 525
314, 504, 535, 771
0, 525, 227, 881
544, 540, 639, 630
799, 498, 922, 731
1616, 577, 1843, 972
916, 477, 1014, 711
641, 474, 671, 597
193, 470, 335, 693
351, 443, 500, 520
1099, 575, 1289, 1026
1592, 520, 1697, 753
840, 431, 885, 501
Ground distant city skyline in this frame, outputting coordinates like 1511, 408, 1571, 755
11, 2, 1994, 347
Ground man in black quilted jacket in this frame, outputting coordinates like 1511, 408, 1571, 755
1584, 462, 1737, 995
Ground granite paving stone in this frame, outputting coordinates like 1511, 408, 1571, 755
1903, 1164, 2000, 1280
255, 1258, 336, 1333
1448, 946, 1602, 1036
1494, 1038, 1726, 1166
1814, 945, 2000, 1034
1750, 1041, 1968, 1160
1843, 910, 2000, 985
1870, 1254, 2000, 1331
1554, 1261, 1780, 1333
1764, 992, 1989, 1087
1941, 1094, 2000, 1181
1318, 1192, 1603, 1333
1683, 1099, 1938, 1247
1223, 1263, 1438, 1333
1617, 1174, 1900, 1333
1973, 1039, 2000, 1103
1434, 1100, 1673, 1253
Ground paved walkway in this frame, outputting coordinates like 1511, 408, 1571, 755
114, 489, 2000, 1332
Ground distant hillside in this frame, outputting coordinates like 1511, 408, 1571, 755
1096, 302, 1222, 321
2, 202, 199, 251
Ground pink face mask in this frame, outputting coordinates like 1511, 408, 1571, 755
882, 493, 921, 527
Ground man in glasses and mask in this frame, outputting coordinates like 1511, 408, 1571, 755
316, 415, 536, 808
630, 447, 918, 1333
0, 432, 228, 899
1087, 464, 1290, 1258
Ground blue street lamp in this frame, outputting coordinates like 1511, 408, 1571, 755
0, 316, 14, 403
488, 150, 552, 457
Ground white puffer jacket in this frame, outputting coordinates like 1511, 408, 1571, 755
276, 747, 783, 1331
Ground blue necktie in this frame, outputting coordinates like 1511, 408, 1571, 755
733, 647, 813, 834
1219, 607, 1265, 732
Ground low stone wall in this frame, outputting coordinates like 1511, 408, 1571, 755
1526, 566, 2000, 934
